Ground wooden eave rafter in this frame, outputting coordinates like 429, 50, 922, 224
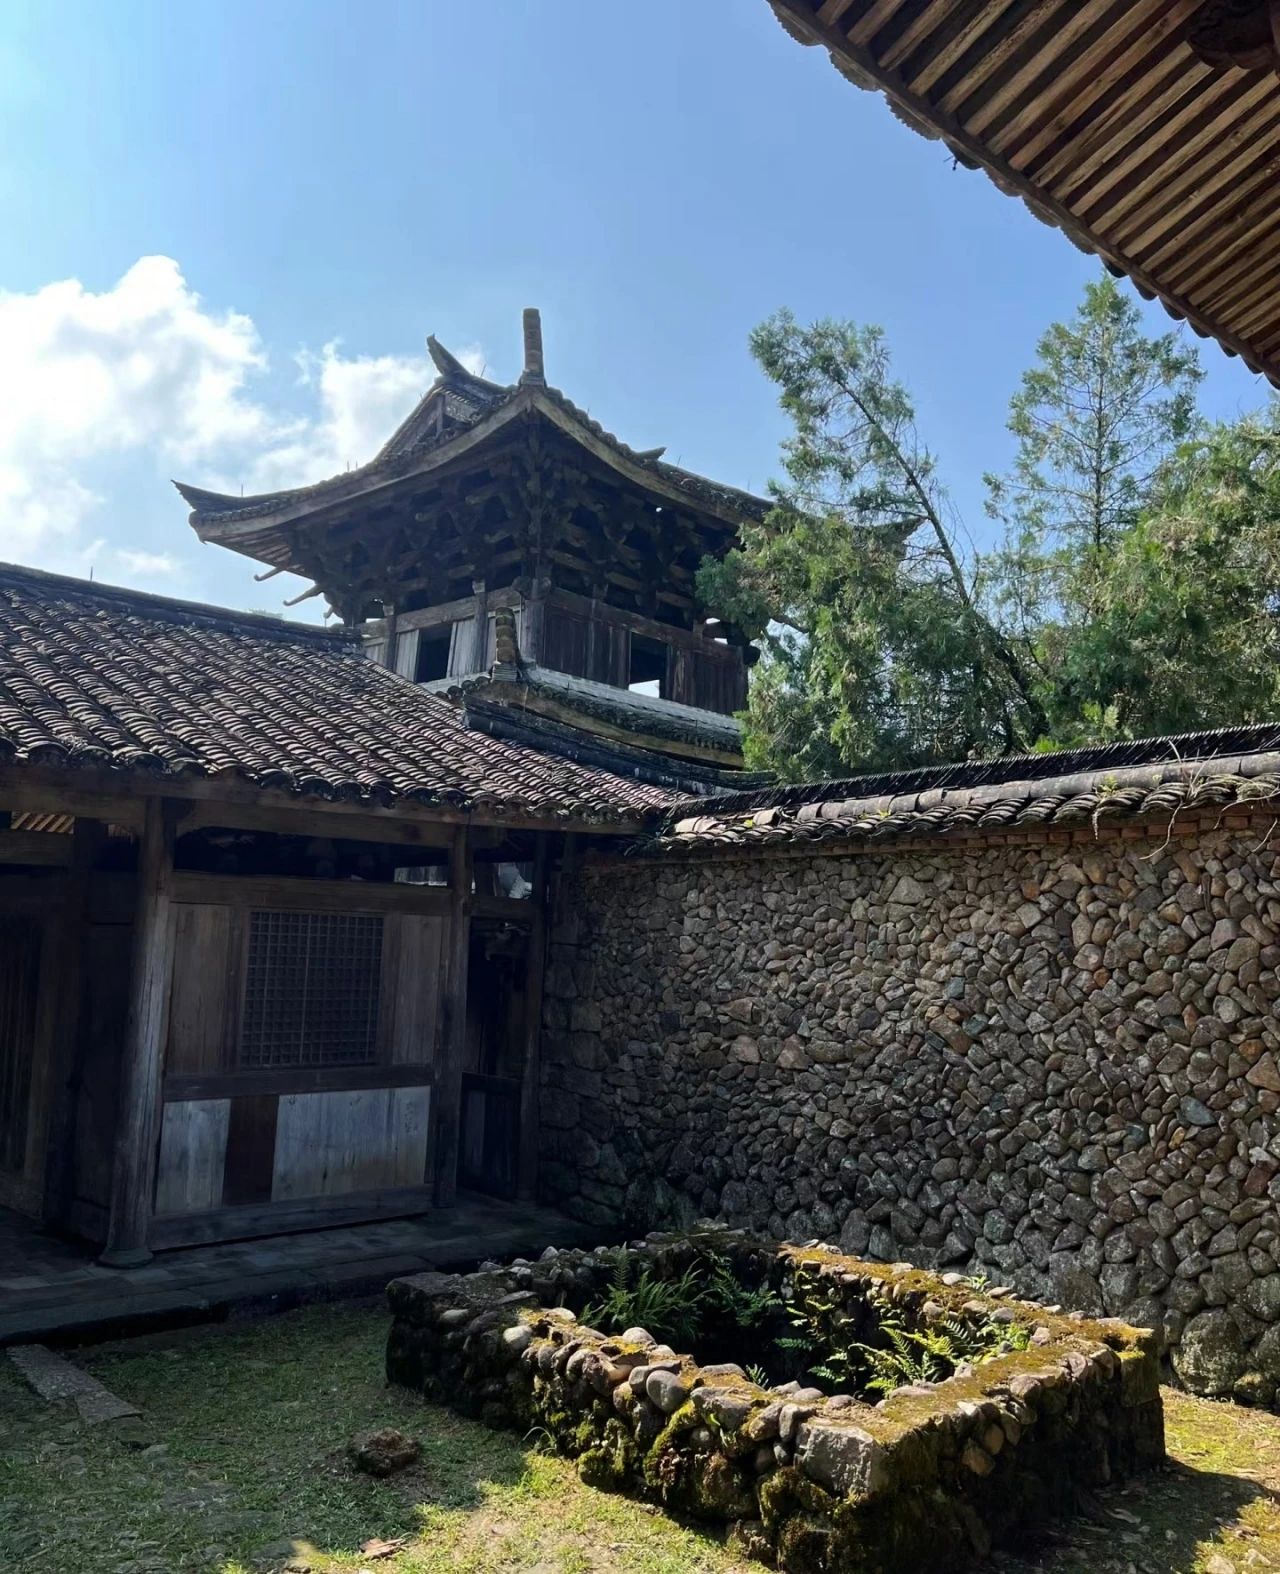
768, 0, 1280, 388
0, 761, 654, 841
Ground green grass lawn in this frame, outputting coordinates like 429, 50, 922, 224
1, 1302, 1279, 1574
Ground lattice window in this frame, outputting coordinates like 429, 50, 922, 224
239, 910, 383, 1069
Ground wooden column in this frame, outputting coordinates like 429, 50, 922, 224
101, 799, 177, 1267
516, 836, 549, 1201
434, 823, 472, 1207
470, 579, 489, 672
383, 600, 400, 675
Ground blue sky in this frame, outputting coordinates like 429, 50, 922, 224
0, 0, 1268, 619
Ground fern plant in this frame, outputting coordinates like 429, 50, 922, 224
778, 1288, 860, 1387
778, 1283, 1032, 1397
581, 1256, 705, 1347
704, 1255, 782, 1329
849, 1294, 1032, 1396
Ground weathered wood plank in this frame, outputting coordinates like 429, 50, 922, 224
101, 799, 178, 1266
517, 838, 548, 1201
180, 800, 455, 847
171, 871, 452, 917
147, 1182, 434, 1249
41, 819, 101, 1228
167, 905, 239, 1075
164, 1063, 435, 1101
380, 914, 445, 1065
0, 831, 71, 866
271, 1085, 431, 1200
392, 626, 420, 680
154, 1099, 231, 1216
0, 918, 42, 1199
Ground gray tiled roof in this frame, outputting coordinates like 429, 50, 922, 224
652, 729, 1280, 851
0, 564, 680, 823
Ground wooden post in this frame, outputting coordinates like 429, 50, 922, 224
383, 600, 400, 675
41, 817, 101, 1228
101, 798, 177, 1267
434, 823, 472, 1207
516, 836, 549, 1201
470, 579, 489, 673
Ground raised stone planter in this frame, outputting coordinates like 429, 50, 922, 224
386, 1229, 1164, 1571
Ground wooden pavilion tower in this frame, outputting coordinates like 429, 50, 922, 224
177, 311, 766, 780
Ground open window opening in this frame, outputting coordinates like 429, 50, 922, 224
414, 626, 453, 683
628, 632, 668, 698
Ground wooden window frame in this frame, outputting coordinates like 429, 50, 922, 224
238, 908, 385, 1073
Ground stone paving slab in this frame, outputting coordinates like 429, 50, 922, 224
8, 1343, 141, 1423
0, 1197, 602, 1346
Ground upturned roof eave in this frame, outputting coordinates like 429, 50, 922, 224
177, 385, 769, 551
177, 388, 541, 542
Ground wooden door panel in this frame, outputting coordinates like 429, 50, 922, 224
271, 1086, 430, 1201
154, 1098, 231, 1216
168, 904, 243, 1075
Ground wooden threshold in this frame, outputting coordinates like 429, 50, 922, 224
164, 1064, 435, 1102
148, 1183, 436, 1249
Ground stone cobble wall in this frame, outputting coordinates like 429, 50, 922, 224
540, 822, 1280, 1401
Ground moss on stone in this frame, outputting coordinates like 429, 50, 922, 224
387, 1231, 1167, 1571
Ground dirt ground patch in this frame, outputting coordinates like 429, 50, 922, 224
1, 1304, 1278, 1573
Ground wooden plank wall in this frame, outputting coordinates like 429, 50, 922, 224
668, 644, 747, 714
541, 610, 628, 688
154, 900, 445, 1234
271, 1086, 431, 1199
538, 598, 745, 712
0, 918, 41, 1175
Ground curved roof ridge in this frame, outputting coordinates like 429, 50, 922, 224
671, 723, 1280, 818
0, 559, 348, 645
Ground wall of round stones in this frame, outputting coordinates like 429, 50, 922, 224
539, 824, 1280, 1405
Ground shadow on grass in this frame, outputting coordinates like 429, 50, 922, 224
998, 1454, 1279, 1574
246, 1422, 744, 1574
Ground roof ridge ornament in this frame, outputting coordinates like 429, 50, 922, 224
519, 307, 546, 385
426, 334, 473, 381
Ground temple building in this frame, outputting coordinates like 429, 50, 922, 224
0, 314, 773, 1303
177, 311, 767, 793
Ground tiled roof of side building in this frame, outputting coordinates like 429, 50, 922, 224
0, 563, 680, 822
651, 726, 1280, 851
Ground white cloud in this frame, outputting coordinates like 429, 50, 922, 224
0, 255, 480, 583
242, 339, 481, 495
113, 548, 181, 579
